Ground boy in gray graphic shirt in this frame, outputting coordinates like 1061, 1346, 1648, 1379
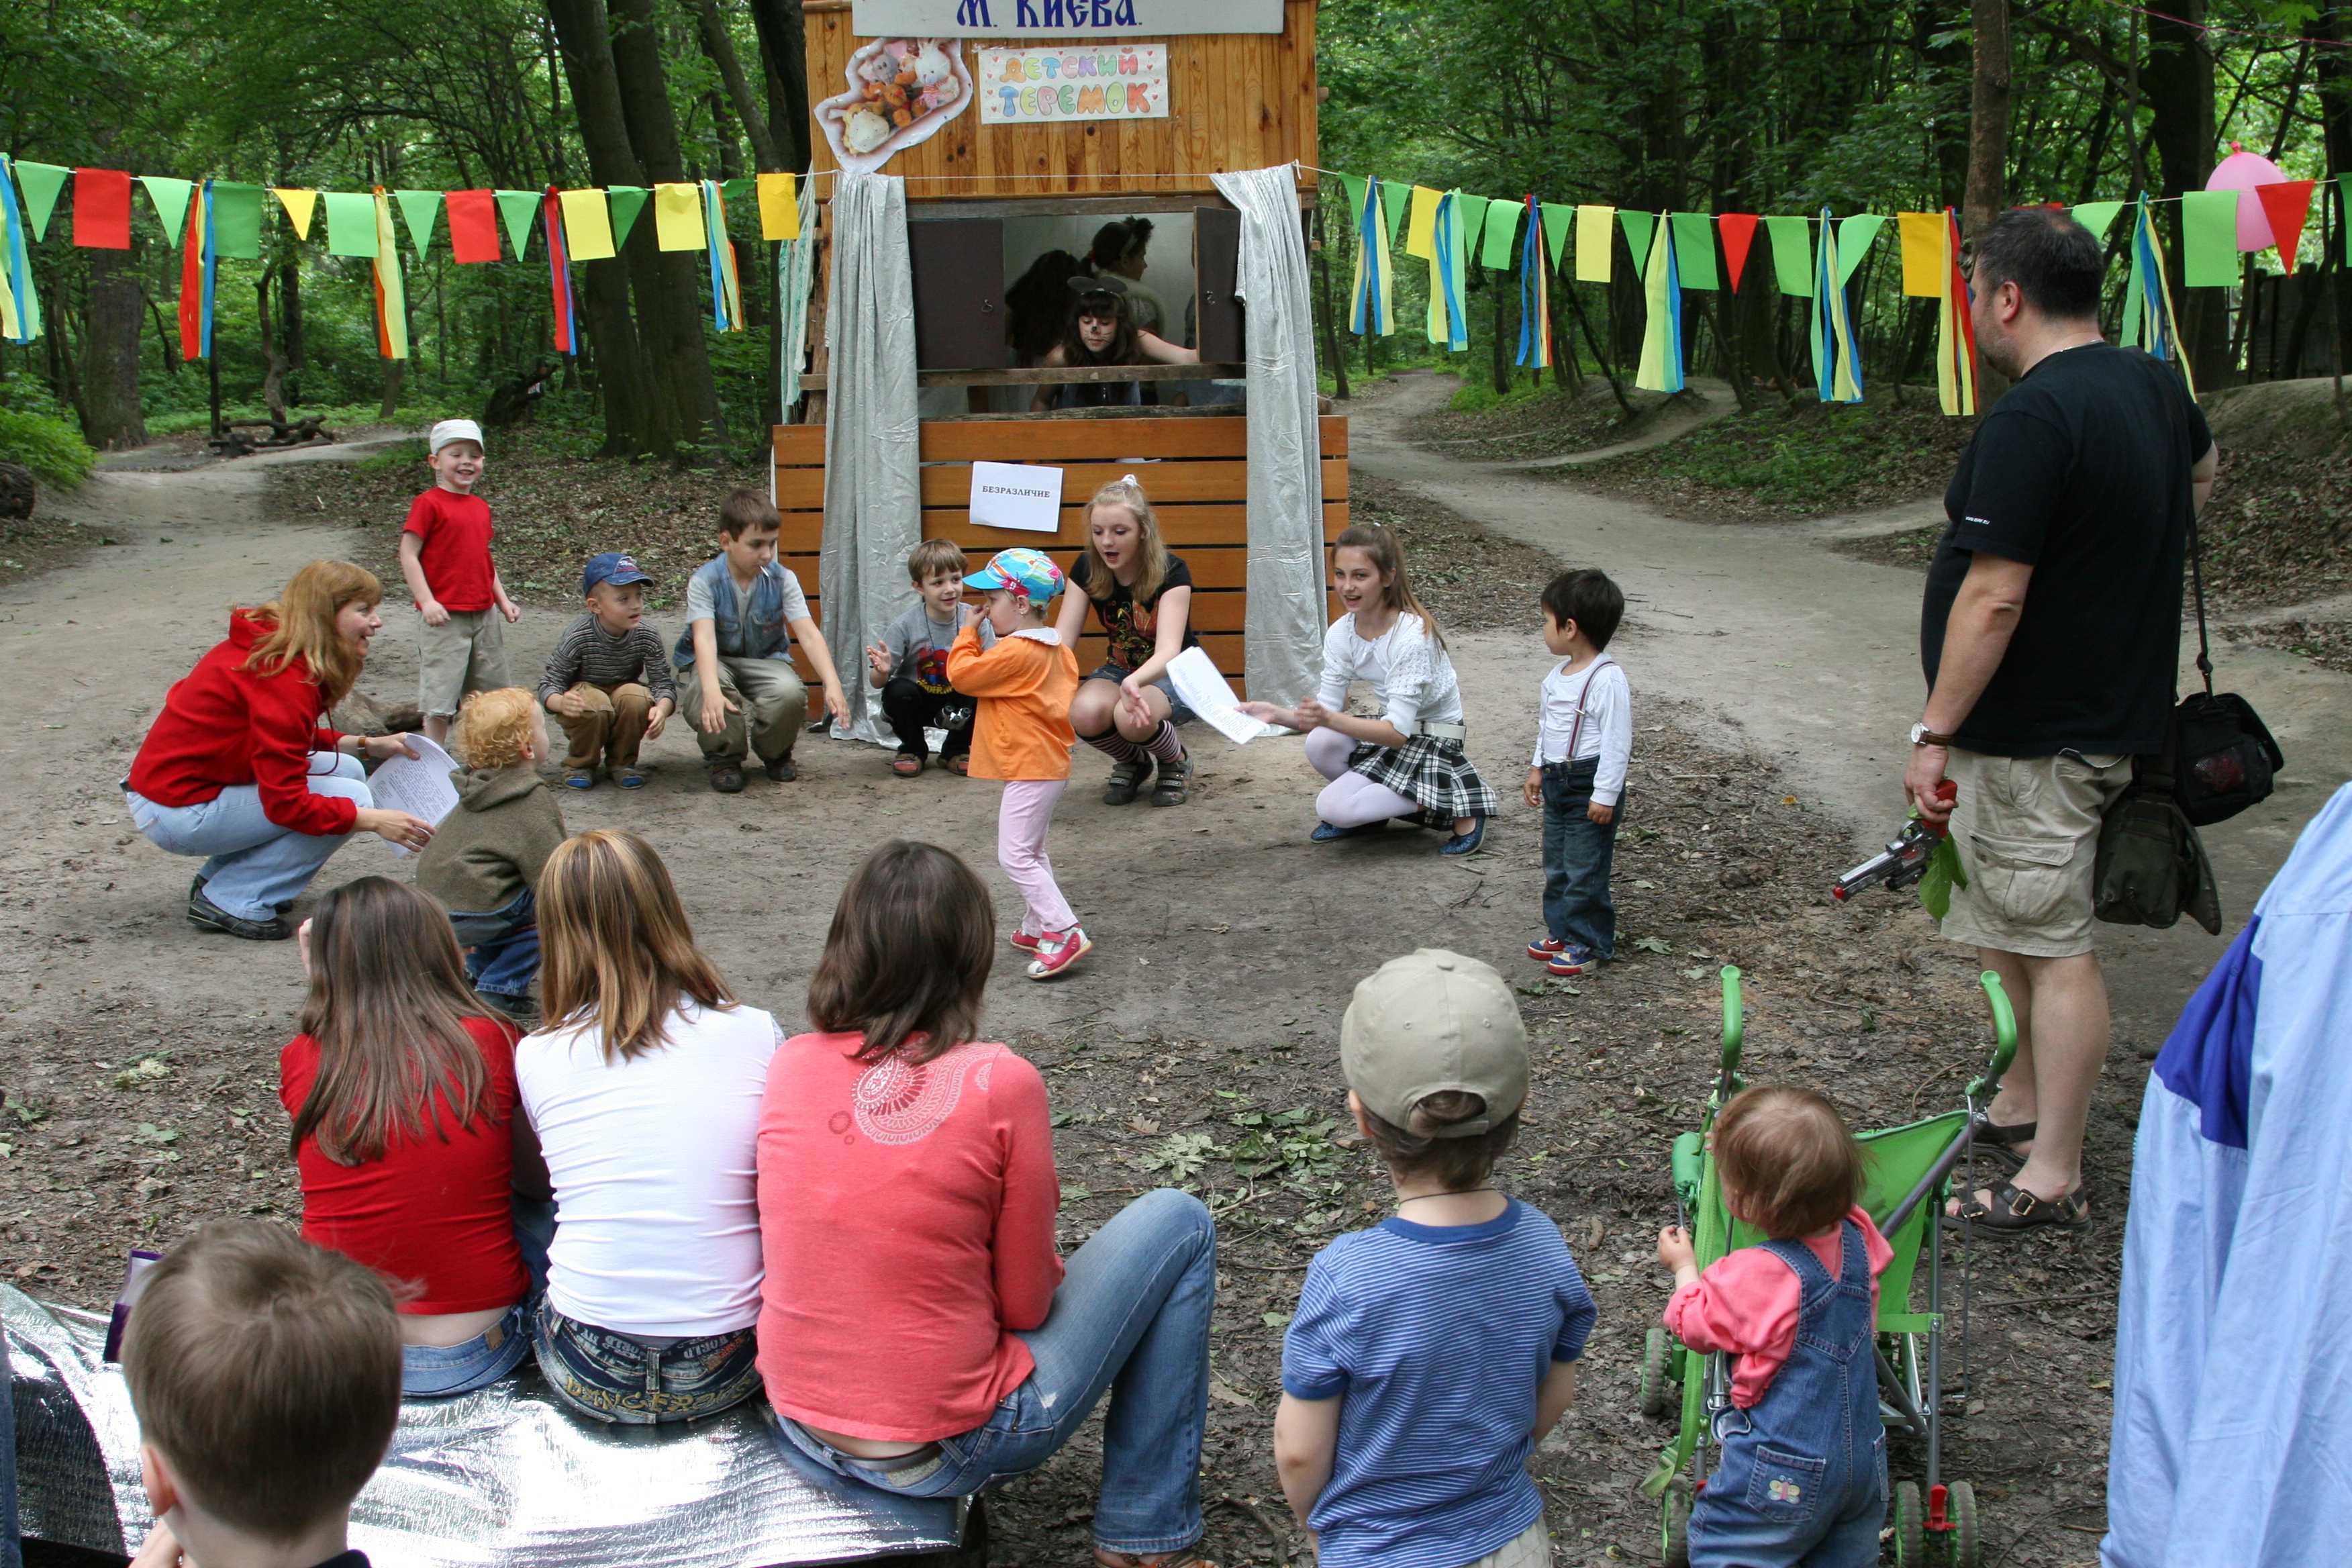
865, 538, 989, 777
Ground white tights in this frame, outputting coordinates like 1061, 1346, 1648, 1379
1305, 726, 1421, 829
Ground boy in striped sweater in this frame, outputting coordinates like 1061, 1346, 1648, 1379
538, 552, 676, 789
1275, 950, 1596, 1568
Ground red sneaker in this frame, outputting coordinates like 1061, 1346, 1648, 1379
1026, 927, 1092, 981
1010, 930, 1041, 954
1528, 937, 1565, 963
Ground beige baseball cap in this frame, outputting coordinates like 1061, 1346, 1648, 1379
1340, 948, 1528, 1137
428, 418, 485, 454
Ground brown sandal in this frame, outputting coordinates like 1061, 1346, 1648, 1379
945, 752, 970, 777
892, 753, 924, 777
1944, 1179, 2088, 1238
1975, 1119, 2035, 1172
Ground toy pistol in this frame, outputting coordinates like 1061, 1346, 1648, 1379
1832, 781, 1955, 902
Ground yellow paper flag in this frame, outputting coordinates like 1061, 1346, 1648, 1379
1404, 186, 1442, 261
757, 173, 801, 241
654, 183, 705, 252
558, 189, 616, 260
1897, 211, 1947, 297
273, 189, 318, 240
1575, 205, 1614, 283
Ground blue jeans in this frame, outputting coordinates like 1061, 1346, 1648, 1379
775, 1187, 1216, 1555
402, 1302, 533, 1398
124, 751, 372, 921
533, 1306, 763, 1425
1087, 662, 1197, 726
452, 888, 538, 1001
1541, 757, 1618, 960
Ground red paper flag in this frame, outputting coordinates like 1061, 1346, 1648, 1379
1718, 213, 1760, 293
446, 189, 501, 264
177, 197, 203, 360
2254, 181, 2316, 275
74, 168, 132, 249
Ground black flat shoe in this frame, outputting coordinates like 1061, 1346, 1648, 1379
187, 887, 291, 941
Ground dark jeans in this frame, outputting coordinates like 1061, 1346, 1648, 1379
532, 1306, 762, 1426
1541, 757, 1618, 961
881, 678, 972, 761
450, 887, 538, 1003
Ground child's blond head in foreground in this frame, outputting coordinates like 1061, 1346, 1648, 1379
456, 686, 544, 769
1712, 1084, 1865, 1238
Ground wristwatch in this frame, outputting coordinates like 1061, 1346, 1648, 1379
1909, 723, 1957, 747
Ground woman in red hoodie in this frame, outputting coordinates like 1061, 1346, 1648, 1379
124, 559, 438, 940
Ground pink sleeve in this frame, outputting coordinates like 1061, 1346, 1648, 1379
989, 1052, 1064, 1332
1663, 1246, 1802, 1357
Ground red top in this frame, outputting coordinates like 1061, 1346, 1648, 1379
403, 487, 497, 612
126, 611, 354, 836
756, 1032, 1063, 1441
279, 1016, 528, 1315
1664, 1206, 1893, 1408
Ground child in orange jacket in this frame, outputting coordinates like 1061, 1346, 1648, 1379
947, 548, 1087, 981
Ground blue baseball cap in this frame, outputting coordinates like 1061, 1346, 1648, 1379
582, 552, 654, 594
965, 547, 1065, 604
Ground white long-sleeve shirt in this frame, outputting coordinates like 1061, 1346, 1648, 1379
1316, 612, 1464, 730
1532, 654, 1631, 807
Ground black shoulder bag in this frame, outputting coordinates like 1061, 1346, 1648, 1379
2171, 509, 2284, 827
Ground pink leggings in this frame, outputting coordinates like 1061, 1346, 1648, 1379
999, 779, 1076, 936
1305, 726, 1423, 829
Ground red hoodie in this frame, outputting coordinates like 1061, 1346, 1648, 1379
127, 612, 355, 837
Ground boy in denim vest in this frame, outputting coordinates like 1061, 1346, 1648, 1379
673, 491, 850, 793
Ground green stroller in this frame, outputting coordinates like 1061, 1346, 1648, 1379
1636, 967, 2019, 1567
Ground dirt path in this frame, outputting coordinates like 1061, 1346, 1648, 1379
1349, 369, 2352, 1051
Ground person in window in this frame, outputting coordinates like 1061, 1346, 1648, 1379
1030, 279, 1199, 411
1087, 219, 1167, 338
1006, 249, 1087, 366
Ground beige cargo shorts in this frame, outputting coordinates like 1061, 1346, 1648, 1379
417, 607, 512, 718
1939, 747, 2134, 959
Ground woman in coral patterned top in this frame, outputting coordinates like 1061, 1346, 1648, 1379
755, 840, 1219, 1568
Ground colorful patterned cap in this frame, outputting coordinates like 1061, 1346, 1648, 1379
964, 546, 1065, 603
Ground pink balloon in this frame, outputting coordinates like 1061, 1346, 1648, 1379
2206, 144, 2287, 251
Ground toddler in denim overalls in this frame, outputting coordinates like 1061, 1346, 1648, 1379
1657, 1085, 1893, 1567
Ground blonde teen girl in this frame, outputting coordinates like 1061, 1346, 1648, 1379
1240, 523, 1498, 855
1052, 477, 1199, 807
516, 829, 779, 1423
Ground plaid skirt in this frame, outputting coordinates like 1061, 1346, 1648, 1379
1350, 734, 1500, 823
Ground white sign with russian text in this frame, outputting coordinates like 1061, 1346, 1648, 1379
853, 1, 1283, 37
969, 462, 1065, 534
977, 44, 1167, 123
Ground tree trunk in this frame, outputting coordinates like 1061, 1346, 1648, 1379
81, 248, 147, 450
380, 359, 404, 422
1964, 0, 2011, 238
746, 0, 812, 172
2142, 0, 2231, 385
256, 264, 290, 424
1312, 203, 1349, 400
546, 0, 673, 456
608, 0, 728, 455
689, 0, 783, 170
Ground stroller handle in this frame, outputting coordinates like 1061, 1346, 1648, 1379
1718, 966, 1743, 1067
1965, 971, 2020, 1100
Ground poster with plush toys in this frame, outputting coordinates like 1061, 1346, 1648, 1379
817, 37, 976, 175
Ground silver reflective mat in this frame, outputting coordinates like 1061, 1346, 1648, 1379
5, 1287, 967, 1565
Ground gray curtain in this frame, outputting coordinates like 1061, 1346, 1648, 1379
1211, 164, 1325, 707
820, 173, 922, 745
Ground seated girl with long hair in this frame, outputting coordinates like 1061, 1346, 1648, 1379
279, 876, 546, 1398
1028, 279, 1200, 411
756, 840, 1219, 1568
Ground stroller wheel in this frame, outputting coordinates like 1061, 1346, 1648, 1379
1660, 1477, 1692, 1567
1892, 1480, 1926, 1568
1948, 1480, 1981, 1568
1639, 1326, 1679, 1418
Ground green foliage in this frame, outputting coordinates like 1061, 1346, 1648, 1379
0, 410, 98, 490
1918, 834, 1968, 922
358, 439, 430, 475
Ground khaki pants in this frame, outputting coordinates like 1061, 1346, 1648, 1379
677, 656, 805, 767
552, 682, 652, 772
418, 607, 511, 718
1940, 747, 2133, 959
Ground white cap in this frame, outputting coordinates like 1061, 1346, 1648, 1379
428, 419, 485, 455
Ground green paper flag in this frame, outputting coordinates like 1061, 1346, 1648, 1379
209, 183, 266, 258
1479, 201, 1522, 271
13, 161, 68, 241
606, 185, 650, 247
1836, 213, 1885, 285
722, 177, 755, 211
1336, 174, 1368, 238
2069, 200, 2126, 244
140, 177, 194, 244
1668, 213, 1717, 290
1540, 203, 1574, 272
323, 191, 380, 258
1764, 215, 1814, 297
495, 190, 541, 259
394, 190, 442, 260
2179, 189, 2240, 287
1453, 194, 1492, 269
1378, 180, 1410, 248
1618, 211, 1655, 279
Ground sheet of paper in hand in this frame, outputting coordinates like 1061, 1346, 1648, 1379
1166, 646, 1287, 745
364, 735, 461, 856
969, 461, 1063, 534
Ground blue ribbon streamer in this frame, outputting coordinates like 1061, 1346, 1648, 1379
199, 181, 217, 360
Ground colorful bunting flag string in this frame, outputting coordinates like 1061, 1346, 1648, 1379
1514, 196, 1550, 370
1812, 205, 1863, 405
703, 180, 743, 332
0, 158, 42, 344
542, 189, 576, 358
1633, 217, 1682, 394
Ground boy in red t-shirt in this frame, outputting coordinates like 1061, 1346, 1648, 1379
401, 418, 520, 746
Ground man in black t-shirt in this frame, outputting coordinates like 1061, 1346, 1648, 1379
1903, 207, 2216, 1240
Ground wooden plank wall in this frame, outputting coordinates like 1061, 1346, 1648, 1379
773, 415, 1348, 689
801, 0, 1319, 197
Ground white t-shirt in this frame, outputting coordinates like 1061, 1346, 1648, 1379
1533, 654, 1633, 807
1315, 612, 1464, 730
517, 999, 781, 1336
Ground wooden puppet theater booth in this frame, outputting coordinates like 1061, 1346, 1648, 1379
778, 0, 1344, 738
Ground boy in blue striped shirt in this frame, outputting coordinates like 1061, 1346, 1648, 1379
1276, 949, 1596, 1568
